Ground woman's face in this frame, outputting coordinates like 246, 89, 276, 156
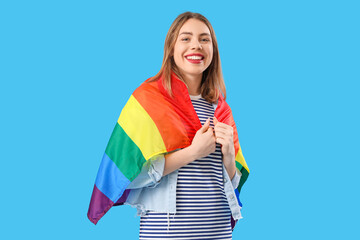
173, 18, 213, 80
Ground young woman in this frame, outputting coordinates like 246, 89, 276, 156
87, 11, 249, 240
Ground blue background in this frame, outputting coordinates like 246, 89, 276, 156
1, 0, 359, 239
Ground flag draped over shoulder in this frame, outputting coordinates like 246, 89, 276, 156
87, 72, 250, 228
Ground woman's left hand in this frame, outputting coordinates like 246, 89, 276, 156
213, 117, 236, 177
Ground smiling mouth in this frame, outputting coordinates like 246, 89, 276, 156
185, 55, 204, 64
185, 55, 204, 60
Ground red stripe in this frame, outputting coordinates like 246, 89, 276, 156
158, 73, 201, 139
229, 111, 240, 156
214, 95, 240, 156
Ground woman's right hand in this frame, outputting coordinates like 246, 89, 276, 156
189, 118, 216, 159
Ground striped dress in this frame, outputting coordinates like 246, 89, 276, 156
139, 95, 232, 240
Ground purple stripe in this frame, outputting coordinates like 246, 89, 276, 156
87, 184, 114, 225
114, 189, 131, 206
231, 216, 237, 230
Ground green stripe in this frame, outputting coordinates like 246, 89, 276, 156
236, 161, 249, 192
105, 122, 146, 181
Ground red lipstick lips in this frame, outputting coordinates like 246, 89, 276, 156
185, 53, 204, 64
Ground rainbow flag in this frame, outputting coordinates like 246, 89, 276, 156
87, 72, 249, 228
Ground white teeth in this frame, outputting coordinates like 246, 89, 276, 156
186, 56, 203, 60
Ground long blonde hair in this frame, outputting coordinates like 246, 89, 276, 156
149, 12, 226, 103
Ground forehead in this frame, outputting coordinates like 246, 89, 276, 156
178, 18, 211, 35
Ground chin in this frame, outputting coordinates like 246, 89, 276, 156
185, 68, 207, 76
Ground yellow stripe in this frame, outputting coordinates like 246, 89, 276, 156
118, 95, 166, 160
235, 149, 250, 173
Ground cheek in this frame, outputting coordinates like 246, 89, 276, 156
207, 48, 214, 64
173, 45, 184, 60
173, 50, 182, 65
210, 47, 214, 58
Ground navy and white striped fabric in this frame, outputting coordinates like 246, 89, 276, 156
139, 95, 232, 240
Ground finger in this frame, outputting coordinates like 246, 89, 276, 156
214, 132, 232, 143
214, 126, 228, 135
215, 136, 225, 145
213, 117, 218, 126
214, 121, 231, 129
215, 130, 233, 142
205, 126, 214, 136
215, 123, 233, 133
214, 127, 233, 138
201, 118, 211, 133
216, 136, 232, 146
214, 130, 224, 138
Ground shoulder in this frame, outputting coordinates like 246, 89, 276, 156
132, 76, 162, 97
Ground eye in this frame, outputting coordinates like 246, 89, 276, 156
181, 37, 190, 42
201, 38, 210, 42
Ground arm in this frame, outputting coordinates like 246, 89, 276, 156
231, 167, 242, 189
127, 154, 165, 189
163, 146, 198, 176
224, 159, 236, 180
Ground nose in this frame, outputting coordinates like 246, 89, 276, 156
191, 39, 202, 50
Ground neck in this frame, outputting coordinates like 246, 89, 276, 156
182, 73, 202, 96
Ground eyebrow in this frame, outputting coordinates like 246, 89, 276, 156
179, 32, 211, 36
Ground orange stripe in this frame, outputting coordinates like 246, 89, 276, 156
132, 80, 192, 152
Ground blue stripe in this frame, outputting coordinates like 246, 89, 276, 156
140, 222, 230, 227
141, 215, 231, 220
140, 225, 230, 231
177, 196, 227, 200
141, 219, 230, 224
235, 188, 242, 207
95, 153, 130, 202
